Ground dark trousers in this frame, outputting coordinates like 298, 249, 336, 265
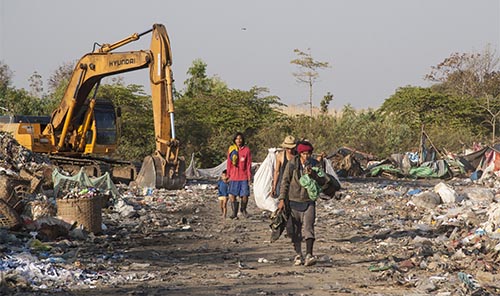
288, 202, 316, 244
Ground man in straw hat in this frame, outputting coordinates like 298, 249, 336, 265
272, 135, 297, 198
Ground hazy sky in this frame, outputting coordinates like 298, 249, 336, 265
1, 0, 499, 110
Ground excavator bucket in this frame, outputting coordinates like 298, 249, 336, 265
135, 155, 186, 190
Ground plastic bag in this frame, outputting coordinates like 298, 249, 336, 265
253, 148, 279, 212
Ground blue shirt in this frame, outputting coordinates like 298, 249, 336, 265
218, 180, 229, 197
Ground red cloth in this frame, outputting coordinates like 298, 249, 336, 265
227, 145, 252, 181
297, 143, 313, 154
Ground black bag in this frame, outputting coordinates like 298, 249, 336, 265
321, 173, 341, 197
269, 208, 288, 242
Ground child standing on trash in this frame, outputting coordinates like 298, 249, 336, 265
217, 170, 230, 219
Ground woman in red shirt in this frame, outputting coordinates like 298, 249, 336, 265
227, 132, 252, 219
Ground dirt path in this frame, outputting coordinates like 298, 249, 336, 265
76, 199, 376, 296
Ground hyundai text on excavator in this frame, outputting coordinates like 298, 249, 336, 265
0, 24, 186, 189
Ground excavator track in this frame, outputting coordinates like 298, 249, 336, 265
48, 155, 138, 184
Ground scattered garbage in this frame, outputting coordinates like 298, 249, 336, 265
2, 132, 500, 294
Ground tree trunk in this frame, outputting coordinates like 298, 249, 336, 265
309, 80, 313, 117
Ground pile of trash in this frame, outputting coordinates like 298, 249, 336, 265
0, 133, 54, 230
317, 176, 500, 294
0, 181, 212, 293
5, 129, 500, 294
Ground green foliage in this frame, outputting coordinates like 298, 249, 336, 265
0, 61, 13, 91
183, 59, 215, 97
41, 80, 68, 115
320, 92, 333, 114
2, 52, 499, 169
97, 83, 154, 161
0, 88, 46, 115
378, 118, 415, 157
175, 86, 283, 166
380, 86, 483, 132
423, 124, 476, 154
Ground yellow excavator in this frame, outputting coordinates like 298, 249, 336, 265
0, 24, 185, 189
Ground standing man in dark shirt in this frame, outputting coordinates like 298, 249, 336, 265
278, 141, 328, 266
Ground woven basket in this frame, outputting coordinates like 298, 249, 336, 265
0, 198, 21, 229
57, 195, 102, 234
0, 176, 30, 213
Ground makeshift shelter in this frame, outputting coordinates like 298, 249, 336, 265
365, 128, 470, 179
327, 147, 374, 177
459, 144, 500, 178
367, 158, 457, 179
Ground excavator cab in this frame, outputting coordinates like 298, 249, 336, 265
86, 99, 119, 153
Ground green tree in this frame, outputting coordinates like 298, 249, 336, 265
379, 86, 483, 154
0, 61, 13, 91
175, 59, 284, 165
0, 88, 45, 115
184, 59, 214, 97
320, 92, 333, 114
176, 86, 283, 166
97, 83, 154, 161
426, 46, 499, 99
28, 71, 44, 98
291, 48, 330, 116
0, 61, 13, 108
379, 86, 476, 130
425, 46, 500, 141
48, 61, 75, 94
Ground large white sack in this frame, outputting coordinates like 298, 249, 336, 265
253, 148, 279, 212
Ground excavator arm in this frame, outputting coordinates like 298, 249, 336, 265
43, 24, 185, 189
136, 24, 185, 189
44, 51, 151, 150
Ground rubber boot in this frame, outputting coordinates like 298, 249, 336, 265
230, 201, 239, 219
240, 199, 248, 218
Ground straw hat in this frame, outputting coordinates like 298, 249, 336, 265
280, 135, 296, 149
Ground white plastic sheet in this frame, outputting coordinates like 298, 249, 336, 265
324, 157, 341, 185
185, 153, 227, 179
